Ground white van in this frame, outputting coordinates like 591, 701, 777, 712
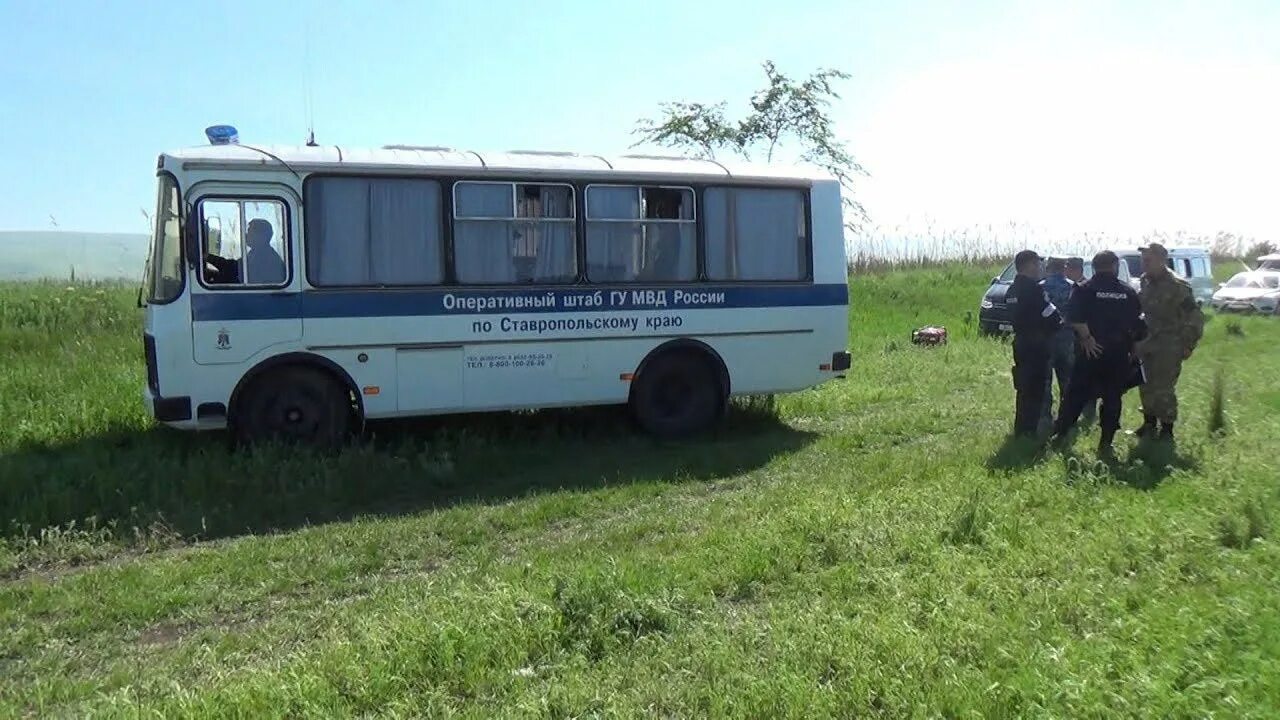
1114, 247, 1213, 306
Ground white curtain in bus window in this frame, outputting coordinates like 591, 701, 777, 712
454, 183, 516, 283
586, 186, 641, 281
454, 182, 576, 284
704, 187, 807, 281
306, 177, 443, 286
524, 185, 575, 283
586, 186, 695, 282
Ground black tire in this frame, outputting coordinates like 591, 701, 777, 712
233, 366, 352, 447
630, 351, 724, 439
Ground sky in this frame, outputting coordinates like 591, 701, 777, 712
0, 0, 1276, 243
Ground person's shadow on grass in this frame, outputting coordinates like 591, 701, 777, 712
986, 433, 1053, 472
1106, 438, 1201, 490
986, 427, 1200, 487
1056, 436, 1200, 489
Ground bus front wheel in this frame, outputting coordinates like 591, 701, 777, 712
233, 366, 351, 447
630, 351, 724, 439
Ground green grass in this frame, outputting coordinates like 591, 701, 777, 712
2, 267, 1278, 718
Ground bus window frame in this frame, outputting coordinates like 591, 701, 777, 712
582, 183, 698, 285
194, 194, 295, 292
145, 171, 186, 305
700, 184, 814, 284
451, 179, 579, 286
302, 174, 450, 289
299, 172, 816, 291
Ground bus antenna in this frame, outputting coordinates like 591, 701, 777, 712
303, 16, 319, 147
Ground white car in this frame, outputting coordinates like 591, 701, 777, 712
1211, 271, 1280, 314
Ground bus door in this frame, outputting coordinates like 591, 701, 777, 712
187, 184, 302, 365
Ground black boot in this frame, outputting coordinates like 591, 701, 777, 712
1098, 430, 1117, 459
1049, 418, 1073, 446
1130, 415, 1158, 438
1159, 421, 1175, 441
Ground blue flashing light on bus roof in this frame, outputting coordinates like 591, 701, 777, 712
205, 125, 239, 146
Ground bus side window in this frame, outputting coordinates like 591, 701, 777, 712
584, 185, 696, 283
704, 187, 808, 281
453, 182, 576, 285
198, 198, 289, 288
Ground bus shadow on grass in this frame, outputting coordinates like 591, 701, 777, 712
0, 404, 814, 545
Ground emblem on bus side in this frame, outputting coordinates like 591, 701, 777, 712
216, 328, 231, 350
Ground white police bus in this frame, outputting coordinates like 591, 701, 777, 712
141, 129, 851, 444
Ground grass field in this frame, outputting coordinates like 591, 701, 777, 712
2, 267, 1278, 718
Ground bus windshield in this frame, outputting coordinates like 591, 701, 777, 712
1123, 255, 1143, 278
143, 175, 182, 303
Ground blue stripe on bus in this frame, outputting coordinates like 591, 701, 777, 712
189, 283, 849, 322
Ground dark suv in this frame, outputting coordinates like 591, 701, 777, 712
978, 256, 1094, 336
977, 261, 1019, 336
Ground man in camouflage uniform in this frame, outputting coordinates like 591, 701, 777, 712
1133, 243, 1204, 440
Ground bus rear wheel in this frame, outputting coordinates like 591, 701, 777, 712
631, 351, 724, 439
233, 366, 351, 447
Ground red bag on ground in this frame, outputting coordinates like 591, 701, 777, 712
911, 326, 948, 346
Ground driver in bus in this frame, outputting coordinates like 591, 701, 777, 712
244, 219, 286, 284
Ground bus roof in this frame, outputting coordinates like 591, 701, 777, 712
160, 144, 834, 184
1112, 247, 1210, 256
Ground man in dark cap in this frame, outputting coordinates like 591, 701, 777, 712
1052, 251, 1146, 455
1132, 242, 1204, 440
1008, 249, 1063, 437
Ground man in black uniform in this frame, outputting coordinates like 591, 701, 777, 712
1052, 251, 1146, 455
1008, 249, 1063, 437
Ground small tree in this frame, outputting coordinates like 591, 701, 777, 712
633, 61, 868, 231
1245, 240, 1278, 261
